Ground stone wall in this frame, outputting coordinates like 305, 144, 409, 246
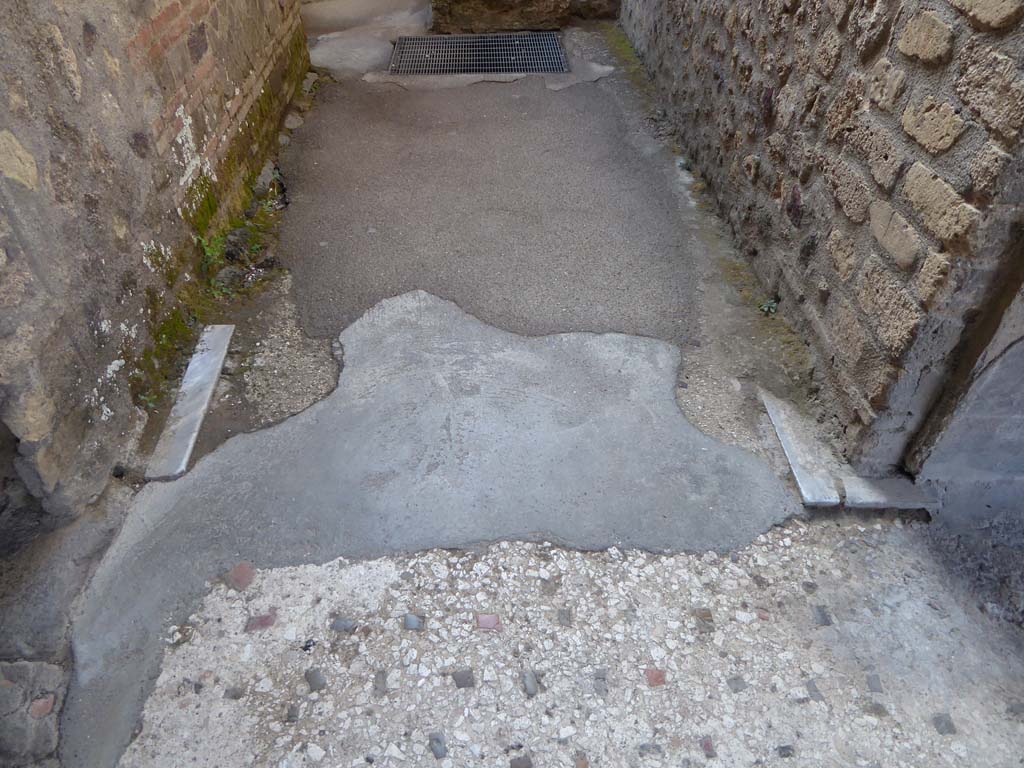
433, 0, 620, 33
0, 0, 307, 558
621, 0, 1024, 473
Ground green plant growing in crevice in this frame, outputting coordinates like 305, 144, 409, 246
198, 232, 228, 279
127, 305, 198, 408
137, 392, 160, 411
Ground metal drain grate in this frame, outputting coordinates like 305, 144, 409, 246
389, 32, 569, 76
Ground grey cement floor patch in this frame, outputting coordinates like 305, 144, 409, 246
281, 75, 691, 344
310, 33, 396, 79
300, 0, 429, 38
64, 292, 798, 767
145, 325, 233, 481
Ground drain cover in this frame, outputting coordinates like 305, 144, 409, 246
389, 32, 569, 76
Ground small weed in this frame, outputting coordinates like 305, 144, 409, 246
198, 233, 227, 278
759, 298, 780, 316
208, 281, 234, 300
137, 392, 160, 411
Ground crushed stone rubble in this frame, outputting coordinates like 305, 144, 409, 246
120, 519, 1024, 767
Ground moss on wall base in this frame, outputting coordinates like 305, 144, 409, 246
130, 25, 309, 411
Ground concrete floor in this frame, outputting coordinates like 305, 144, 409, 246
59, 22, 811, 768
278, 76, 698, 347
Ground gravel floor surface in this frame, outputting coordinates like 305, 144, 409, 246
120, 518, 1024, 767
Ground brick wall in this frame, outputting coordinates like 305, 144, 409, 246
621, 0, 1024, 472
0, 0, 307, 557
126, 0, 306, 214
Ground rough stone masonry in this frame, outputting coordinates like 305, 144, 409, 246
621, 0, 1024, 474
0, 1, 308, 556
1, 1, 306, 763
432, 0, 620, 32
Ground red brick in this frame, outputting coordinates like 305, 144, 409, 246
190, 0, 212, 23
127, 25, 154, 62
223, 561, 256, 591
149, 1, 182, 36
244, 608, 277, 632
645, 668, 666, 687
158, 12, 192, 52
29, 694, 55, 719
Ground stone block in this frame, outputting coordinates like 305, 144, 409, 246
815, 28, 842, 78
829, 0, 853, 23
146, 325, 235, 481
870, 200, 922, 270
902, 96, 966, 154
903, 162, 979, 242
842, 475, 939, 510
41, 23, 82, 102
897, 12, 954, 64
829, 298, 869, 370
827, 229, 858, 280
760, 390, 841, 507
915, 249, 952, 307
970, 142, 1012, 197
0, 130, 39, 190
856, 256, 924, 359
957, 39, 1024, 144
823, 156, 872, 222
946, 0, 1024, 29
742, 154, 761, 182
432, 0, 572, 32
845, 113, 905, 190
0, 662, 65, 764
853, 0, 897, 60
826, 74, 866, 141
570, 0, 620, 17
868, 58, 907, 113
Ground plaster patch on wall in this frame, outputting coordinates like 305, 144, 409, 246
173, 107, 215, 188
106, 359, 126, 379
141, 241, 172, 273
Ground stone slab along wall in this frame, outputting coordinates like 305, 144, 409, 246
0, 0, 307, 559
621, 0, 1024, 473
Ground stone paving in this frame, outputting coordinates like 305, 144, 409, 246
119, 518, 1024, 767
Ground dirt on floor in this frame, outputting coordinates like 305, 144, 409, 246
192, 273, 339, 464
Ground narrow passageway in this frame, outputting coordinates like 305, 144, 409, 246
53, 4, 1024, 767
279, 73, 696, 344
